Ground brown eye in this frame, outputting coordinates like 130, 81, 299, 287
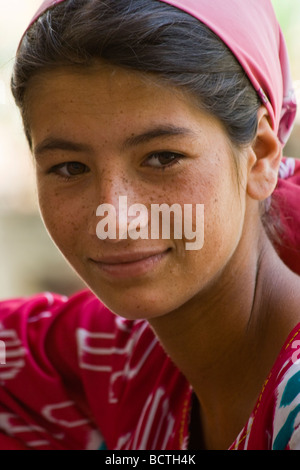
49, 162, 89, 179
143, 152, 184, 169
64, 162, 87, 175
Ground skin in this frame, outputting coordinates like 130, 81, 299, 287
26, 62, 300, 449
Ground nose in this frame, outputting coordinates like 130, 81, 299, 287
88, 168, 148, 242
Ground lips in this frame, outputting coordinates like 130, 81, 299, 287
90, 248, 170, 265
88, 248, 171, 279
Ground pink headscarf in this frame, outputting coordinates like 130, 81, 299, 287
22, 0, 297, 145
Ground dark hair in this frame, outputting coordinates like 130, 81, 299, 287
11, 0, 261, 150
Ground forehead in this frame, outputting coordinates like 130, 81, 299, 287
26, 62, 185, 111
25, 62, 222, 146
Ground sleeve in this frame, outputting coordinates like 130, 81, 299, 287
272, 157, 300, 275
0, 289, 121, 450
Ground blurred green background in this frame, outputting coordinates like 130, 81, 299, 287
0, 1, 299, 300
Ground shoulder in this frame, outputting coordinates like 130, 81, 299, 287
0, 288, 153, 385
0, 289, 133, 333
0, 290, 160, 449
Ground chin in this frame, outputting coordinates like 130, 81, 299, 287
90, 287, 175, 321
103, 300, 171, 321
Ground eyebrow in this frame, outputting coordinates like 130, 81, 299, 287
33, 125, 194, 158
34, 138, 93, 158
122, 125, 195, 149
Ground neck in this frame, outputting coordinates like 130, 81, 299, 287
149, 226, 300, 449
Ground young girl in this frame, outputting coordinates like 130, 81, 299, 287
1, 0, 300, 450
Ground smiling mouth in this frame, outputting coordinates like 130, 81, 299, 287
89, 248, 171, 279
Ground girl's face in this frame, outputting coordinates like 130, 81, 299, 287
27, 63, 252, 319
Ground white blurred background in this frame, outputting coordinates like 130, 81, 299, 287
0, 0, 299, 299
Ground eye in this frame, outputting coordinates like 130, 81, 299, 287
48, 162, 89, 179
142, 152, 184, 169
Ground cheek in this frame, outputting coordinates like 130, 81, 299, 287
37, 183, 88, 257
180, 168, 245, 271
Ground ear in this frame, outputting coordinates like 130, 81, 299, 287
246, 106, 282, 201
